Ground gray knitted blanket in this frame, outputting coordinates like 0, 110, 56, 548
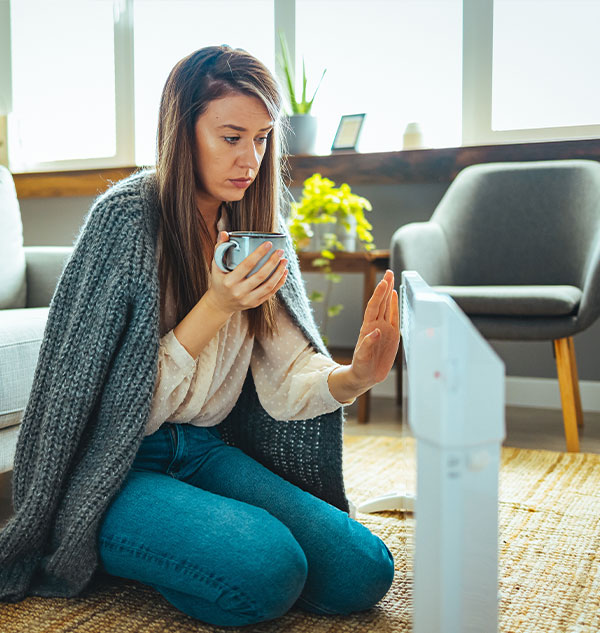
0, 170, 349, 602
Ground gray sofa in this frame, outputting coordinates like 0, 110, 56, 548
0, 166, 72, 473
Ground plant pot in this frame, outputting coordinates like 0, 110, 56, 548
310, 216, 357, 252
285, 115, 317, 155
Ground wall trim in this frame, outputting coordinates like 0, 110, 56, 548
371, 370, 600, 413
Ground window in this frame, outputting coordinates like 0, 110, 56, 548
8, 0, 118, 171
295, 0, 463, 153
493, 0, 600, 130
462, 0, 600, 145
4, 0, 599, 172
133, 0, 274, 166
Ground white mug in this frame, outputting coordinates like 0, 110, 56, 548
214, 231, 287, 277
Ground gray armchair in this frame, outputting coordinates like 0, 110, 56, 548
390, 159, 600, 452
0, 165, 73, 473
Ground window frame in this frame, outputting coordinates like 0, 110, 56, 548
5, 0, 599, 173
6, 0, 135, 173
462, 0, 600, 146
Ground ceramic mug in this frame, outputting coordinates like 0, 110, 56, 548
214, 231, 287, 277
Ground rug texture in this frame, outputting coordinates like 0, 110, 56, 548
1, 435, 599, 632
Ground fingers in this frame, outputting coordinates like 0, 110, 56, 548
227, 240, 276, 281
248, 258, 289, 304
365, 270, 395, 324
353, 328, 380, 365
214, 231, 229, 250
390, 290, 399, 329
364, 277, 388, 323
378, 271, 394, 321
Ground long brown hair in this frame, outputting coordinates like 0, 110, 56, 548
156, 45, 285, 338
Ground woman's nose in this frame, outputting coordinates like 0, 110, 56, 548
237, 141, 261, 171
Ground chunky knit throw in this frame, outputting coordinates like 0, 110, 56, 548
0, 170, 349, 602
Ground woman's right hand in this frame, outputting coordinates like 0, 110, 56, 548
203, 231, 289, 317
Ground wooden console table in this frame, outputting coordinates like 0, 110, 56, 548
297, 249, 391, 424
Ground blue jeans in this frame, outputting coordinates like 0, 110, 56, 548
97, 422, 394, 627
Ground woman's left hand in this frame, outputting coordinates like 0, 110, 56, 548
351, 269, 400, 389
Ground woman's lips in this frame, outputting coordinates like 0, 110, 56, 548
230, 178, 252, 189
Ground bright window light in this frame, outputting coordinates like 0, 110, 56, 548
492, 0, 600, 131
10, 0, 116, 168
133, 0, 274, 166
296, 0, 462, 154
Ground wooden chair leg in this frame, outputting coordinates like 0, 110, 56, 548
358, 390, 370, 424
553, 337, 582, 453
567, 337, 584, 428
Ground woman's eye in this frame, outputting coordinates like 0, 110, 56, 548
224, 136, 240, 144
255, 136, 269, 145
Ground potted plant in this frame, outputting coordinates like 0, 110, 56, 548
278, 30, 326, 155
288, 173, 375, 343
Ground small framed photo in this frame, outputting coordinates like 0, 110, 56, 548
331, 113, 366, 152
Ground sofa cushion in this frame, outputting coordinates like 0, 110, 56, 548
0, 166, 26, 309
0, 425, 20, 474
0, 307, 48, 431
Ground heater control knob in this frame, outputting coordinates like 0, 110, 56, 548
467, 450, 490, 472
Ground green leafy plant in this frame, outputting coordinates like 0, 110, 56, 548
288, 173, 375, 344
278, 30, 326, 115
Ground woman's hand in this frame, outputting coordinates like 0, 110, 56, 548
203, 231, 289, 317
328, 270, 400, 403
351, 269, 400, 386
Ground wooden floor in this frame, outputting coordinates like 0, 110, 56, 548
345, 397, 600, 453
2, 398, 599, 528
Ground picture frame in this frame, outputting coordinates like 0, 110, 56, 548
331, 113, 366, 152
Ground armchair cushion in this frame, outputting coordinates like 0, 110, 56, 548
0, 166, 26, 309
435, 285, 582, 317
25, 246, 73, 307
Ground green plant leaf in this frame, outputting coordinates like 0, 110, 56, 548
278, 30, 298, 113
320, 249, 335, 259
301, 58, 307, 108
327, 304, 344, 317
312, 258, 330, 268
306, 68, 327, 111
292, 172, 377, 253
325, 273, 342, 283
309, 291, 324, 302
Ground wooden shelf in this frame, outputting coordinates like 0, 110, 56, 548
12, 138, 600, 198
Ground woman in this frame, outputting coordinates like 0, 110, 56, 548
0, 46, 399, 626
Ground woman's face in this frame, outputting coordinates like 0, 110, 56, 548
193, 92, 274, 213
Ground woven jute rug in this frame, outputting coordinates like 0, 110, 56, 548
1, 435, 600, 633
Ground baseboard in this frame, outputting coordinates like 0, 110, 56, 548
370, 370, 600, 413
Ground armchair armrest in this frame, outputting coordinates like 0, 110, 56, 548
390, 221, 453, 286
24, 246, 74, 308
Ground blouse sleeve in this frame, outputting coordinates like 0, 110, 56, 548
251, 306, 356, 421
144, 330, 202, 435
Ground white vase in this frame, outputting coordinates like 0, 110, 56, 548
310, 216, 357, 252
402, 121, 424, 150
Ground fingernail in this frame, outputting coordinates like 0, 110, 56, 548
263, 241, 272, 250
276, 249, 284, 256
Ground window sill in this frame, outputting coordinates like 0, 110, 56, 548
12, 138, 600, 199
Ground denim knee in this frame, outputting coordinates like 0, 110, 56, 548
350, 539, 395, 612
161, 509, 309, 627
301, 532, 395, 616
228, 516, 309, 624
